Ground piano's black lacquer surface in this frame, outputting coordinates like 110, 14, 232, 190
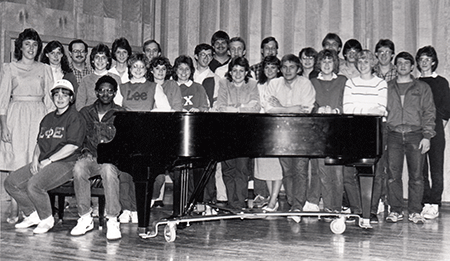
97, 112, 382, 231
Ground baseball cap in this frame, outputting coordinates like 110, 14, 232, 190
51, 79, 74, 93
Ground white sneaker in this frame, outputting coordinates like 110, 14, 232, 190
118, 210, 131, 223
71, 214, 94, 236
106, 219, 121, 240
15, 211, 40, 229
33, 216, 55, 234
130, 211, 138, 223
422, 204, 439, 220
287, 209, 302, 223
302, 201, 320, 212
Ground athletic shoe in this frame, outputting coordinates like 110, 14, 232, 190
130, 211, 138, 223
341, 206, 352, 214
287, 208, 302, 223
386, 212, 403, 223
370, 213, 379, 224
322, 208, 338, 223
70, 214, 94, 236
15, 211, 40, 229
408, 213, 426, 224
422, 204, 439, 220
302, 201, 320, 212
106, 219, 122, 240
118, 210, 131, 223
33, 216, 55, 234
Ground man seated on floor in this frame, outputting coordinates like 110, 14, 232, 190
70, 75, 126, 240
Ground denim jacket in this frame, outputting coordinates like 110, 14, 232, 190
79, 100, 125, 157
386, 76, 436, 139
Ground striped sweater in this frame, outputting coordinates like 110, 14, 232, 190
343, 76, 387, 116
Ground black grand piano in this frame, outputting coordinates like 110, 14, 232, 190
97, 112, 382, 235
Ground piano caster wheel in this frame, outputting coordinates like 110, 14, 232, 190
164, 222, 177, 242
330, 219, 346, 235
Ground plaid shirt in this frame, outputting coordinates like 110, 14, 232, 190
70, 62, 93, 84
373, 63, 397, 82
250, 62, 263, 81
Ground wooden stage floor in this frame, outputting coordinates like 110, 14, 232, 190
2, 189, 450, 261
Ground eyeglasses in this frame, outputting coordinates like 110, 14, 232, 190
377, 51, 393, 56
132, 64, 146, 69
97, 89, 115, 95
419, 57, 432, 63
198, 52, 213, 58
301, 56, 314, 61
72, 50, 86, 54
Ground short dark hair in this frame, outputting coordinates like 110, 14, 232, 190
111, 37, 132, 60
258, 56, 281, 85
316, 49, 340, 74
147, 56, 172, 82
41, 40, 73, 74
211, 30, 230, 46
225, 57, 251, 83
95, 75, 118, 92
143, 39, 161, 53
375, 39, 395, 53
127, 52, 148, 80
343, 39, 363, 57
229, 37, 246, 51
281, 54, 301, 68
416, 45, 438, 72
69, 39, 88, 53
394, 51, 415, 66
14, 28, 43, 61
172, 55, 195, 81
194, 43, 214, 56
299, 47, 318, 60
260, 36, 278, 49
321, 33, 342, 50
90, 43, 112, 70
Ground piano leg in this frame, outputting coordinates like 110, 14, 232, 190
172, 165, 191, 217
356, 166, 375, 228
134, 169, 156, 235
184, 160, 217, 215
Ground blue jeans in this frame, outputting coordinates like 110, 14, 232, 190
343, 166, 362, 214
279, 157, 309, 210
387, 131, 425, 214
422, 125, 445, 205
311, 158, 343, 211
222, 157, 251, 209
119, 171, 137, 211
73, 157, 121, 218
4, 161, 74, 219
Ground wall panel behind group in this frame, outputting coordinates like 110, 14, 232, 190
1, 0, 450, 201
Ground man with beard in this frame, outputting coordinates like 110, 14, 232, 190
68, 39, 93, 84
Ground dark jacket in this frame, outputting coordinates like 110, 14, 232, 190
386, 76, 436, 139
78, 100, 125, 157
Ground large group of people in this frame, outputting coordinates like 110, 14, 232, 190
1, 28, 449, 240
